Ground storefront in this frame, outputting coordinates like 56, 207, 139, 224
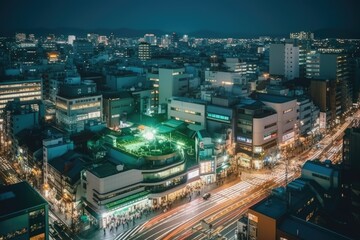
98, 191, 150, 228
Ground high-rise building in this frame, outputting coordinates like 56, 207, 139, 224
138, 42, 151, 61
67, 35, 76, 45
269, 43, 299, 80
144, 34, 156, 45
0, 181, 49, 240
290, 31, 314, 40
15, 33, 26, 42
236, 100, 278, 169
55, 80, 103, 133
307, 51, 353, 123
0, 78, 43, 151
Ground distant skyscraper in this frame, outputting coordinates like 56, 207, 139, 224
171, 32, 179, 47
15, 32, 26, 42
138, 42, 151, 61
290, 31, 314, 40
98, 35, 108, 45
269, 43, 299, 80
144, 33, 156, 45
68, 35, 76, 45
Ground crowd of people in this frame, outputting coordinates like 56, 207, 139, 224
102, 180, 208, 235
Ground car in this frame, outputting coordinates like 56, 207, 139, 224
203, 193, 211, 200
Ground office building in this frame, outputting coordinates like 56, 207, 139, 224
254, 93, 298, 146
167, 97, 207, 129
138, 42, 151, 61
236, 100, 278, 169
269, 43, 299, 80
306, 52, 352, 117
55, 80, 103, 134
102, 92, 134, 129
290, 31, 314, 40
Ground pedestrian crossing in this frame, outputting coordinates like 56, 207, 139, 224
114, 222, 147, 240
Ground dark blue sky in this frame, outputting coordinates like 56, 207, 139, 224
0, 0, 359, 37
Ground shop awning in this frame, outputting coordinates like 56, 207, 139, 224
105, 191, 149, 210
216, 163, 230, 173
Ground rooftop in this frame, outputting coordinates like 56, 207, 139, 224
90, 162, 120, 178
0, 181, 47, 217
278, 216, 351, 240
253, 92, 296, 104
250, 195, 287, 220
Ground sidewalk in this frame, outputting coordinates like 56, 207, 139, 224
76, 174, 241, 240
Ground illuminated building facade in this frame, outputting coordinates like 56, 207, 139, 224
236, 100, 278, 169
0, 78, 42, 151
147, 67, 190, 114
255, 93, 298, 147
138, 42, 151, 61
102, 92, 134, 129
55, 80, 103, 133
83, 128, 198, 228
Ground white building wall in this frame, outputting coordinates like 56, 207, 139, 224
86, 169, 143, 208
261, 100, 298, 144
252, 114, 278, 146
167, 97, 206, 128
158, 68, 189, 105
284, 43, 299, 80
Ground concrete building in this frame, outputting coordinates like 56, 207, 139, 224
138, 42, 151, 61
0, 78, 42, 152
82, 128, 200, 228
0, 181, 49, 240
306, 52, 352, 118
73, 39, 94, 58
158, 67, 190, 113
55, 80, 103, 134
255, 93, 298, 146
0, 78, 42, 117
309, 79, 341, 130
146, 67, 191, 114
43, 135, 75, 194
102, 92, 134, 129
236, 100, 278, 169
247, 159, 355, 240
105, 71, 140, 91
3, 99, 45, 162
144, 34, 157, 45
301, 160, 340, 191
297, 97, 320, 136
167, 97, 207, 130
204, 70, 248, 92
290, 31, 314, 40
269, 43, 299, 80
206, 96, 238, 148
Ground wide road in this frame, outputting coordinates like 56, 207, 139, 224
114, 168, 295, 240
114, 109, 359, 240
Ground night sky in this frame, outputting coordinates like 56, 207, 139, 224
0, 0, 359, 37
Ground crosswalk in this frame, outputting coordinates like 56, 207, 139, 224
114, 222, 147, 240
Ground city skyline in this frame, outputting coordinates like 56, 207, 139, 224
1, 0, 360, 38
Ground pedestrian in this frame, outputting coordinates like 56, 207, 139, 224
103, 228, 106, 236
